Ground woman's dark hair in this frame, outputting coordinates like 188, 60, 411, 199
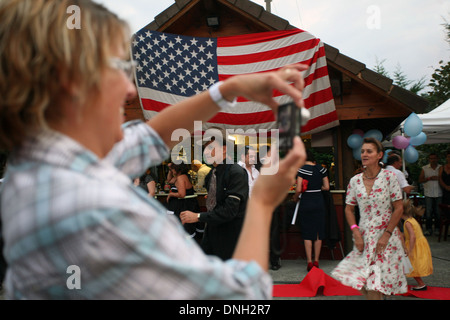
363, 137, 384, 166
363, 137, 384, 153
171, 163, 190, 175
306, 149, 315, 162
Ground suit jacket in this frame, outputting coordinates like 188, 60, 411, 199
200, 163, 249, 260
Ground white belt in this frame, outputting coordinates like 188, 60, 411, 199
305, 189, 322, 193
181, 195, 198, 199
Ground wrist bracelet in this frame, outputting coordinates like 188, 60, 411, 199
209, 82, 237, 111
350, 224, 359, 230
385, 229, 392, 236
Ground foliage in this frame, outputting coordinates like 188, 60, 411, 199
378, 19, 450, 189
426, 60, 450, 111
373, 58, 427, 94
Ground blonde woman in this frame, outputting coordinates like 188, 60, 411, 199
0, 0, 307, 299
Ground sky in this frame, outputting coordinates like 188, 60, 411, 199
94, 0, 449, 92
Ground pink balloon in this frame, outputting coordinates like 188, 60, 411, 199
352, 129, 364, 137
392, 136, 410, 149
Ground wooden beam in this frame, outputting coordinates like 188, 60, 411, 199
218, 0, 277, 31
337, 104, 409, 120
157, 0, 202, 32
328, 60, 392, 99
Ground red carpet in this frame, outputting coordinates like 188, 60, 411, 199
273, 267, 450, 300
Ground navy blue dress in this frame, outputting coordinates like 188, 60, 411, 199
295, 164, 327, 240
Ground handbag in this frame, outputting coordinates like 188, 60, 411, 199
402, 254, 414, 274
290, 179, 309, 225
301, 179, 308, 192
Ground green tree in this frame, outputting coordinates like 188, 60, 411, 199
373, 58, 427, 94
377, 19, 450, 188
426, 60, 450, 111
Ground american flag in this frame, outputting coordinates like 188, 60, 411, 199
131, 28, 339, 135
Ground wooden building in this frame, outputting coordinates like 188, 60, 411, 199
124, 0, 429, 257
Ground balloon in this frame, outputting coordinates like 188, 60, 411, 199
352, 129, 364, 137
404, 113, 423, 137
353, 147, 361, 161
347, 134, 363, 149
410, 132, 427, 146
382, 148, 392, 164
404, 145, 419, 163
392, 136, 410, 149
364, 129, 383, 141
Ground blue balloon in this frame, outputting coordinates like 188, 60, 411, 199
353, 147, 361, 161
382, 148, 392, 164
364, 129, 383, 141
347, 134, 363, 149
404, 145, 419, 163
410, 132, 427, 146
404, 113, 423, 137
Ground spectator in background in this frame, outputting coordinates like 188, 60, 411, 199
238, 145, 260, 197
439, 150, 450, 205
419, 153, 442, 235
385, 153, 414, 196
294, 149, 329, 271
191, 159, 211, 190
166, 163, 200, 238
136, 168, 156, 197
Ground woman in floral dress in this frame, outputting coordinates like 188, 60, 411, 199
332, 137, 407, 300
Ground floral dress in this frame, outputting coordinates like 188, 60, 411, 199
331, 169, 408, 295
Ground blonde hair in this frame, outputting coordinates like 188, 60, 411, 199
0, 0, 130, 150
403, 198, 425, 218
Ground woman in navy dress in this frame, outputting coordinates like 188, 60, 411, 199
294, 150, 329, 271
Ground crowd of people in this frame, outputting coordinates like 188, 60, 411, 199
149, 135, 447, 301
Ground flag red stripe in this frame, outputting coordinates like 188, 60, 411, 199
301, 110, 338, 133
217, 39, 320, 65
141, 92, 335, 127
141, 99, 167, 112
208, 110, 275, 125
304, 88, 334, 108
217, 44, 326, 81
140, 84, 334, 115
217, 29, 305, 47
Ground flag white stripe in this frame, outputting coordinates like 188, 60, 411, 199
217, 32, 317, 56
218, 46, 319, 75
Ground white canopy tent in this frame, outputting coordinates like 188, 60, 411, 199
385, 98, 450, 146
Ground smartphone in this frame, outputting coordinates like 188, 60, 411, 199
276, 102, 310, 155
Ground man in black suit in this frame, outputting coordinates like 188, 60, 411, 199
181, 130, 248, 260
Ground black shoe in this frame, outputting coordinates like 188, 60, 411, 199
411, 285, 427, 291
270, 264, 281, 271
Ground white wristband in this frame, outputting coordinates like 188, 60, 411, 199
209, 82, 237, 111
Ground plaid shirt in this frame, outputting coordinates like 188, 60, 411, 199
1, 121, 271, 299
